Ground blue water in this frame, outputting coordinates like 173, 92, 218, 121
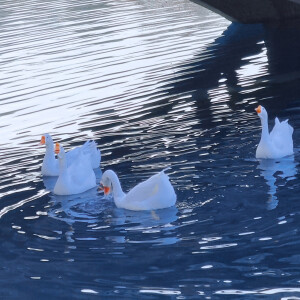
1, 0, 300, 298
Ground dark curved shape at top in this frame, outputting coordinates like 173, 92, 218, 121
190, 0, 300, 23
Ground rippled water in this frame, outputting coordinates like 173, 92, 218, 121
1, 0, 300, 298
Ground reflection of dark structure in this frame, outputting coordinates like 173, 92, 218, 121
165, 22, 300, 115
167, 23, 263, 91
264, 23, 300, 78
163, 23, 265, 130
191, 0, 300, 23
162, 21, 300, 162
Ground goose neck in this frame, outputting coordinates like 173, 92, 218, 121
45, 143, 55, 157
109, 171, 125, 200
58, 155, 67, 172
260, 116, 270, 140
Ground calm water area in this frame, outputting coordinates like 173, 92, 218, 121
1, 0, 300, 299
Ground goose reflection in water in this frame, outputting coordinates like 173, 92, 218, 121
42, 170, 102, 245
43, 174, 178, 246
257, 156, 297, 210
107, 205, 179, 245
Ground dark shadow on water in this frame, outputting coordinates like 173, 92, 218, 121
168, 23, 264, 93
164, 22, 300, 117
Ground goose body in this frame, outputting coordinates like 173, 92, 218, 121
53, 144, 97, 195
255, 105, 293, 159
100, 169, 176, 211
40, 134, 101, 176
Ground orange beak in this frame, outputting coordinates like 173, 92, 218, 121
103, 186, 110, 195
255, 105, 262, 114
55, 142, 60, 154
98, 184, 110, 195
40, 135, 46, 145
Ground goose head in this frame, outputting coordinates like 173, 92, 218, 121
255, 105, 268, 120
55, 142, 66, 159
99, 170, 115, 195
40, 133, 54, 147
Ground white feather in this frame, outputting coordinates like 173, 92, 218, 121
53, 146, 96, 195
100, 169, 176, 211
41, 134, 101, 176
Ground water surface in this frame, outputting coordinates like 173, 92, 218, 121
1, 0, 300, 299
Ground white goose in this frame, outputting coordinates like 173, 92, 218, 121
53, 143, 97, 195
99, 169, 176, 211
40, 133, 101, 176
255, 105, 294, 159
